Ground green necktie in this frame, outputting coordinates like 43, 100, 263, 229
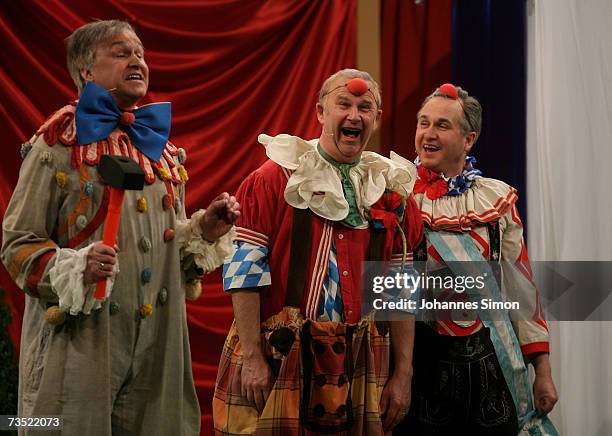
317, 144, 364, 227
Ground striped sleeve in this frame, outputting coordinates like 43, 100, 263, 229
500, 204, 550, 356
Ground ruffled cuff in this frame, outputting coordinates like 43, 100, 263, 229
177, 209, 235, 274
48, 243, 118, 315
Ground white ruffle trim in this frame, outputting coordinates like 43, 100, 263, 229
390, 152, 518, 231
48, 243, 118, 315
258, 133, 416, 222
176, 209, 235, 273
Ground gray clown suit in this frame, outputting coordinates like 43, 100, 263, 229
1, 103, 232, 435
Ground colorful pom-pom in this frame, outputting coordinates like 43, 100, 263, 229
45, 306, 66, 325
162, 194, 173, 210
83, 182, 94, 197
141, 267, 152, 284
137, 196, 148, 213
158, 167, 171, 181
120, 111, 135, 126
76, 215, 88, 230
178, 165, 189, 184
55, 172, 67, 188
40, 151, 53, 164
139, 303, 153, 318
20, 142, 33, 159
177, 148, 187, 164
163, 228, 175, 242
439, 83, 459, 99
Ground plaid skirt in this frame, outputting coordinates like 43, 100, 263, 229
213, 307, 390, 435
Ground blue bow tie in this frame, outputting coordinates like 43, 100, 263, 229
75, 81, 171, 162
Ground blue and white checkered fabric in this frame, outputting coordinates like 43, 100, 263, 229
223, 241, 272, 291
317, 241, 344, 322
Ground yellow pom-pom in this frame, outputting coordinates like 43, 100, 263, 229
137, 196, 148, 213
139, 303, 153, 318
158, 168, 171, 181
185, 279, 202, 300
55, 172, 67, 188
178, 165, 189, 184
45, 306, 66, 325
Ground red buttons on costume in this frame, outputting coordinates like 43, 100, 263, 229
342, 270, 349, 277
162, 194, 173, 210
164, 228, 175, 242
120, 111, 135, 126
337, 233, 344, 240
346, 78, 369, 96
439, 83, 459, 99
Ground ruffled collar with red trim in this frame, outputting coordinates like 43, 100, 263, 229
33, 104, 184, 186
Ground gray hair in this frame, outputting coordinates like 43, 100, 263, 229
421, 86, 482, 141
66, 20, 136, 94
319, 68, 382, 109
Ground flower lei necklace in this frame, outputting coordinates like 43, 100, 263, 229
413, 156, 482, 200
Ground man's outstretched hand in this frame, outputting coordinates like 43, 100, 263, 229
199, 192, 240, 242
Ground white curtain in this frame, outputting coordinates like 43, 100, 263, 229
527, 1, 612, 434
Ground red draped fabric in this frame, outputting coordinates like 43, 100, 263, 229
380, 0, 453, 159
0, 1, 356, 433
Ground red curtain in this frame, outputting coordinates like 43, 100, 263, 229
0, 1, 356, 434
380, 0, 453, 159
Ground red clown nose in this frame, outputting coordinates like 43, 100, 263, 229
346, 78, 369, 96
439, 83, 459, 99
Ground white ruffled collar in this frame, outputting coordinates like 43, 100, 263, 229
259, 134, 415, 223
390, 151, 518, 231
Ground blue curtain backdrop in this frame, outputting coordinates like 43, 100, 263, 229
452, 0, 528, 232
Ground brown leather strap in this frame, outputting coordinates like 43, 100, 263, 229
285, 207, 312, 307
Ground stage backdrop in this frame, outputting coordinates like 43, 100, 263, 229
0, 1, 356, 433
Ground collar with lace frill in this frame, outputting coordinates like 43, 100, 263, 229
413, 156, 482, 200
258, 133, 415, 224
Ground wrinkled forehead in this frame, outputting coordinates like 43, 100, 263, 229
326, 77, 377, 105
418, 96, 463, 121
98, 30, 144, 51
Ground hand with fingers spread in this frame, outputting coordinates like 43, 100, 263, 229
241, 353, 273, 413
379, 371, 412, 432
200, 192, 240, 242
83, 242, 118, 286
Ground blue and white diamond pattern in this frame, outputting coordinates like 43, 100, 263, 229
317, 241, 344, 322
223, 241, 271, 291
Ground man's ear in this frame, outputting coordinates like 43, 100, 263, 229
80, 67, 93, 82
375, 108, 382, 126
316, 102, 325, 125
464, 131, 476, 153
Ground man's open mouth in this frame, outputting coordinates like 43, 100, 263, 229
340, 127, 361, 138
423, 144, 440, 152
126, 73, 143, 81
